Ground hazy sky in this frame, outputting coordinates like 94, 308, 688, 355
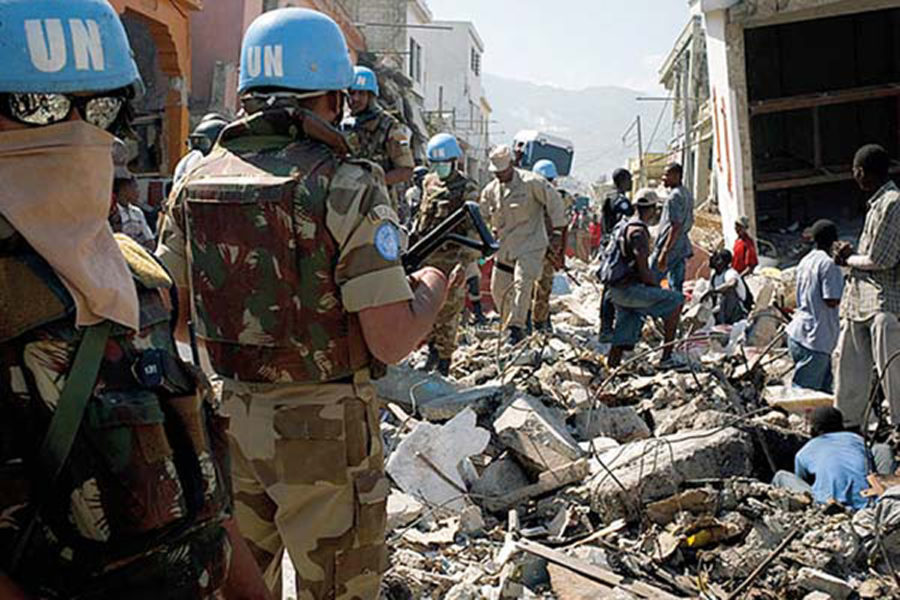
425, 0, 692, 93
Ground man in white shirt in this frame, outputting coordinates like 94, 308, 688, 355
786, 219, 845, 393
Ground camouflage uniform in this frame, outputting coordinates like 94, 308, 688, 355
414, 171, 481, 361
344, 105, 414, 212
533, 189, 573, 325
0, 232, 231, 600
157, 107, 412, 600
480, 169, 567, 330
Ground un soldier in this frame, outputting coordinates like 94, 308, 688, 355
530, 159, 569, 332
415, 133, 481, 375
0, 1, 267, 598
481, 146, 567, 344
344, 66, 414, 211
156, 9, 452, 599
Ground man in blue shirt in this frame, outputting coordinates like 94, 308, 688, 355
772, 407, 895, 510
651, 163, 694, 293
786, 220, 845, 392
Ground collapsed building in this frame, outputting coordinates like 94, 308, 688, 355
696, 0, 900, 254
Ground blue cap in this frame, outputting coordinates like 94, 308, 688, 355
533, 159, 559, 180
427, 133, 462, 162
0, 0, 141, 94
239, 8, 354, 94
350, 66, 379, 95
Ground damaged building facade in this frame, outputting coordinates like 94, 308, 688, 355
698, 0, 900, 250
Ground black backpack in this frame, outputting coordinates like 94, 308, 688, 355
597, 219, 647, 286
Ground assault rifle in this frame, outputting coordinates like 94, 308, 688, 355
402, 201, 498, 273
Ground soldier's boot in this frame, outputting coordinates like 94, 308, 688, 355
436, 358, 451, 377
507, 326, 525, 345
423, 345, 440, 372
525, 311, 534, 335
536, 318, 552, 333
471, 301, 487, 326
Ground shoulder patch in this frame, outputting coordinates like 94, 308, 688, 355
115, 234, 172, 290
374, 222, 401, 262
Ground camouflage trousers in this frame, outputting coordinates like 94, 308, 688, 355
532, 254, 556, 325
426, 252, 468, 360
216, 370, 389, 600
491, 248, 546, 330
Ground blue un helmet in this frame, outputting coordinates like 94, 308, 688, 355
427, 133, 462, 162
350, 66, 379, 95
533, 159, 559, 181
0, 0, 140, 94
239, 8, 354, 94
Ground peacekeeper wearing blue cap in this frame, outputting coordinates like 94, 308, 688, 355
156, 8, 455, 599
0, 1, 268, 598
342, 65, 415, 211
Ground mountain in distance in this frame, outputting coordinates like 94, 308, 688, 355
483, 73, 673, 185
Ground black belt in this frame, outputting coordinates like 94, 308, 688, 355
495, 262, 514, 274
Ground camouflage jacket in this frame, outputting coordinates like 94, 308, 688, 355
414, 170, 481, 262
343, 106, 414, 173
159, 107, 413, 385
0, 234, 231, 599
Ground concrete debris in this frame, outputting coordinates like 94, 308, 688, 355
386, 407, 490, 513
494, 393, 586, 473
376, 258, 900, 600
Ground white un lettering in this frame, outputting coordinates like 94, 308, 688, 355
246, 45, 284, 78
25, 19, 105, 73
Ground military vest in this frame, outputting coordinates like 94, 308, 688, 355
182, 129, 369, 384
417, 172, 477, 234
0, 235, 230, 599
347, 108, 395, 171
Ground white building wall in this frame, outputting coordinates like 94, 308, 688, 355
405, 0, 431, 99
418, 20, 489, 178
703, 8, 748, 248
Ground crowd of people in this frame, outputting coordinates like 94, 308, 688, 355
1, 2, 899, 599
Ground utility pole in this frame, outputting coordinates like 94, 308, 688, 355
636, 115, 645, 187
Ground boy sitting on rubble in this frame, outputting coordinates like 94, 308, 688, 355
772, 407, 896, 510
704, 249, 752, 325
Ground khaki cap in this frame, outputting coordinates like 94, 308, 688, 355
489, 145, 513, 172
634, 187, 660, 207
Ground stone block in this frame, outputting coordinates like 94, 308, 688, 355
471, 456, 531, 498
386, 490, 424, 533
797, 568, 854, 600
494, 393, 585, 473
590, 427, 754, 521
572, 406, 650, 443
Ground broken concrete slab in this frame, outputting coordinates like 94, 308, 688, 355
494, 393, 586, 473
797, 568, 854, 600
375, 365, 457, 413
481, 460, 590, 513
471, 456, 531, 499
418, 385, 507, 422
571, 405, 650, 443
386, 490, 424, 533
386, 408, 490, 513
591, 427, 754, 521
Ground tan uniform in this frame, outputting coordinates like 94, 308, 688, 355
533, 189, 573, 325
480, 169, 567, 329
415, 171, 481, 360
157, 110, 412, 600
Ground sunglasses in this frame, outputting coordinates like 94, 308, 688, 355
0, 92, 126, 130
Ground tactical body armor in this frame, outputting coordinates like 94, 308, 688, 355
181, 109, 371, 384
0, 234, 231, 599
345, 107, 398, 172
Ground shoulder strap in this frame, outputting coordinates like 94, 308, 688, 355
8, 321, 111, 574
37, 321, 112, 485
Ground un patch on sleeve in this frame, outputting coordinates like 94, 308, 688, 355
374, 222, 401, 262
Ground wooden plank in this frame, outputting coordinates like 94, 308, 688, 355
516, 539, 684, 600
547, 564, 616, 600
755, 165, 900, 192
749, 83, 900, 116
481, 460, 589, 512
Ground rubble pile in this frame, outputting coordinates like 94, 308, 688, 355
374, 262, 900, 600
